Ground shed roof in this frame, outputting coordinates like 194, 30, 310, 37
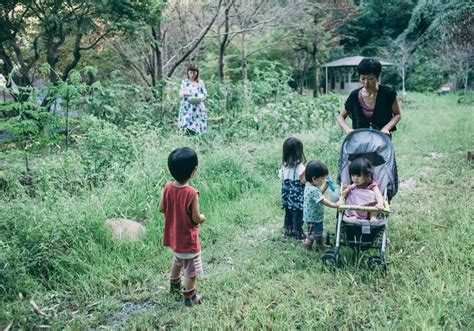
322, 56, 393, 68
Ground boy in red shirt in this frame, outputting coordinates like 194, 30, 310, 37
159, 147, 206, 306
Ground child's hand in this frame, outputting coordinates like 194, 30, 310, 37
200, 214, 206, 222
376, 202, 384, 211
341, 185, 350, 198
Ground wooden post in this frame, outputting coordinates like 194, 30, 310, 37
325, 66, 328, 94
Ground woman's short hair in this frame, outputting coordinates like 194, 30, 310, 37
305, 160, 329, 182
358, 58, 382, 78
187, 63, 200, 80
168, 147, 198, 183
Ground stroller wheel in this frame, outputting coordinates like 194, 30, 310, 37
367, 256, 387, 273
322, 251, 339, 267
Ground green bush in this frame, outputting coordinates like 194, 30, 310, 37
457, 93, 474, 105
406, 52, 446, 93
76, 115, 134, 185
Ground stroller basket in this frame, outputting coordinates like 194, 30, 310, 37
341, 222, 385, 249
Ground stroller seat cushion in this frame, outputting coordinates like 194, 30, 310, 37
342, 216, 386, 227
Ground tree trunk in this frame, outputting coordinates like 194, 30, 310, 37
241, 32, 248, 97
62, 32, 83, 81
46, 36, 60, 83
401, 66, 406, 97
463, 63, 469, 94
315, 65, 321, 97
219, 3, 231, 82
312, 42, 318, 98
152, 23, 164, 105
298, 75, 304, 95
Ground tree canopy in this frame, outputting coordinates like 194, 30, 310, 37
0, 0, 472, 93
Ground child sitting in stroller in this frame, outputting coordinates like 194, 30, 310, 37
342, 158, 384, 221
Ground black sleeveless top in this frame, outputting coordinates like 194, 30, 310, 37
344, 85, 397, 132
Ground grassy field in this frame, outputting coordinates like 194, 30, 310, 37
1, 93, 473, 329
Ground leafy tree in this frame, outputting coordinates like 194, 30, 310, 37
405, 48, 445, 92
401, 0, 473, 92
434, 4, 473, 93
284, 1, 355, 96
0, 0, 148, 89
40, 65, 94, 150
339, 0, 417, 56
111, 0, 222, 86
0, 84, 56, 173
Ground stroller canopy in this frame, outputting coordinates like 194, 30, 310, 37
337, 129, 398, 200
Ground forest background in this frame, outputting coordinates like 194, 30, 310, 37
0, 0, 472, 159
0, 0, 473, 329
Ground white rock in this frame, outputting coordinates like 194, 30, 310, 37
106, 218, 146, 241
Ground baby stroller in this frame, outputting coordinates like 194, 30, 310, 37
322, 129, 398, 271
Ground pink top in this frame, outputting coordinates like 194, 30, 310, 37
358, 89, 375, 119
345, 181, 378, 220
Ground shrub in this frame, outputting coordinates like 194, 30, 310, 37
76, 115, 133, 185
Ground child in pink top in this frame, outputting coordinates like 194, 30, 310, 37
342, 158, 384, 220
159, 147, 205, 306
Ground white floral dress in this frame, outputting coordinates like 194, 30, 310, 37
178, 79, 208, 134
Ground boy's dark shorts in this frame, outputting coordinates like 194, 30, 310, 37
306, 221, 323, 239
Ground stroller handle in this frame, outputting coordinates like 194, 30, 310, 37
338, 201, 391, 214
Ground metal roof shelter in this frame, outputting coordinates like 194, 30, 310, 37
322, 56, 394, 93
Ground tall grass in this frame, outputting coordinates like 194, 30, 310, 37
1, 93, 473, 329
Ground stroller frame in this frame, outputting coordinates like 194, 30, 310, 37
322, 129, 398, 272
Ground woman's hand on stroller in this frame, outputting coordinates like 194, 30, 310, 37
380, 126, 391, 135
344, 128, 355, 135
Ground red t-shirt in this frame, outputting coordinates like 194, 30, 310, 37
161, 181, 201, 253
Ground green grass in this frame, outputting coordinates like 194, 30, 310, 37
1, 93, 473, 329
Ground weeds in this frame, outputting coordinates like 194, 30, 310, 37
1, 93, 472, 329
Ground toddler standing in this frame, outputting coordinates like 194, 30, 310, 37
279, 137, 306, 239
159, 147, 205, 306
301, 160, 340, 250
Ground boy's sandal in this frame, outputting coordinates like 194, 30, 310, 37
184, 294, 202, 307
183, 288, 203, 307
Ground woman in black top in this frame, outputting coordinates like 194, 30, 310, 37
336, 58, 401, 136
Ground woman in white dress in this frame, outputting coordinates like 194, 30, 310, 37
178, 64, 208, 134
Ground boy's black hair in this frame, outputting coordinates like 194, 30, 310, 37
349, 158, 373, 180
282, 137, 306, 167
168, 147, 198, 183
358, 58, 382, 78
305, 160, 329, 182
